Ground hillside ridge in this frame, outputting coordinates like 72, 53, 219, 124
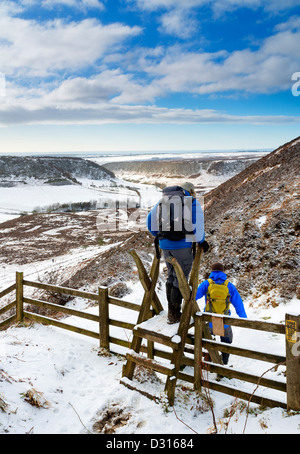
201, 136, 300, 302
0, 156, 115, 187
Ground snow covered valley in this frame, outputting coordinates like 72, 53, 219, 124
0, 147, 299, 435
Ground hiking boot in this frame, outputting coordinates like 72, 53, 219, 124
216, 373, 231, 381
167, 311, 181, 324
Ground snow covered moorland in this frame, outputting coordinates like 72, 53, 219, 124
0, 148, 299, 435
0, 156, 161, 224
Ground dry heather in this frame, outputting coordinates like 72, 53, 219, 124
202, 137, 300, 300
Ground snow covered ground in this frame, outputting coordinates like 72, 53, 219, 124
0, 150, 265, 224
0, 179, 161, 224
0, 243, 117, 293
0, 151, 299, 435
0, 254, 299, 434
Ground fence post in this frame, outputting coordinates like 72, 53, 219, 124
16, 271, 24, 323
285, 313, 300, 411
99, 286, 109, 350
194, 313, 203, 392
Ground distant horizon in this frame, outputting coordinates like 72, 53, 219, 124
0, 148, 272, 158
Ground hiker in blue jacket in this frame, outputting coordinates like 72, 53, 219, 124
196, 262, 247, 365
147, 182, 208, 324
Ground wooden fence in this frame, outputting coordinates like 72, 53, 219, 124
0, 272, 299, 411
192, 312, 295, 410
0, 282, 17, 329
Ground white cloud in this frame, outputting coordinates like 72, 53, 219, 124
3, 0, 105, 13
130, 0, 300, 12
1, 90, 299, 126
0, 1, 24, 15
45, 70, 154, 105
274, 15, 300, 31
261, 0, 300, 12
159, 8, 199, 38
134, 18, 300, 96
0, 14, 141, 77
0, 2, 299, 128
7, 0, 300, 34
2, 17, 300, 127
129, 1, 207, 11
40, 0, 105, 11
129, 0, 300, 35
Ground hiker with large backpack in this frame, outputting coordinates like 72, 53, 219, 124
196, 262, 247, 365
147, 182, 209, 324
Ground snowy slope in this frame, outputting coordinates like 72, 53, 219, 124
0, 179, 161, 223
0, 147, 299, 434
0, 258, 299, 434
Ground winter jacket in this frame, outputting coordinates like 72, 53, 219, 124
196, 271, 247, 327
146, 190, 205, 250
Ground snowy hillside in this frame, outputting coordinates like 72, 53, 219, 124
0, 144, 299, 435
201, 136, 300, 301
0, 157, 161, 224
99, 151, 267, 192
0, 151, 265, 223
0, 156, 115, 187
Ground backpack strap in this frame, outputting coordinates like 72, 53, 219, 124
223, 279, 231, 315
206, 278, 214, 313
192, 242, 196, 258
154, 236, 161, 260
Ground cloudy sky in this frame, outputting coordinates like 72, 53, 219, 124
0, 0, 300, 153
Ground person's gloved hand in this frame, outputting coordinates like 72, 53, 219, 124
200, 240, 209, 253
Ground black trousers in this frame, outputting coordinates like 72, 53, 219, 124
162, 247, 193, 289
210, 325, 233, 365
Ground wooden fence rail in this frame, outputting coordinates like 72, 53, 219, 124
0, 282, 17, 329
0, 272, 299, 411
193, 312, 292, 410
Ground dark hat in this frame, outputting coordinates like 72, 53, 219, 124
211, 262, 224, 272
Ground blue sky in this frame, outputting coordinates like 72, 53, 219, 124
0, 0, 300, 154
